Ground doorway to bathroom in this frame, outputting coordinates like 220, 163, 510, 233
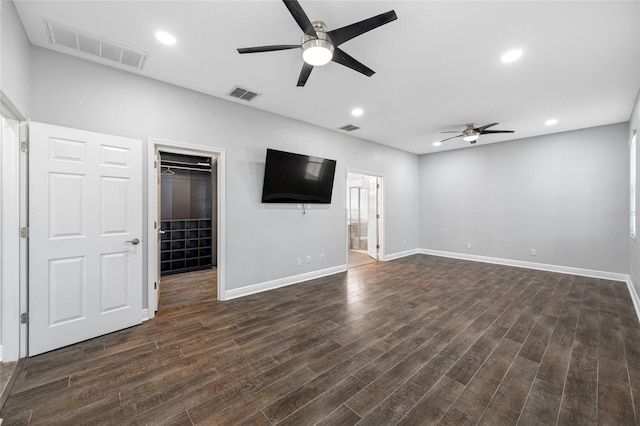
347, 172, 382, 268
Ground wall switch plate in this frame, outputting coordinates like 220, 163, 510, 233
530, 249, 536, 256
467, 242, 472, 249
320, 253, 325, 261
296, 257, 301, 266
306, 256, 311, 264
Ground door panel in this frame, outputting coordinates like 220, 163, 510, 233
48, 257, 85, 325
29, 122, 143, 356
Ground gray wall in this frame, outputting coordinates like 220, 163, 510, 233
629, 90, 640, 291
1, 0, 31, 115
30, 47, 421, 295
419, 123, 629, 274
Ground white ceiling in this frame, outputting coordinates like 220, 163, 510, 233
14, 1, 640, 154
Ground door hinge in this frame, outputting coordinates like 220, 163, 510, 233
154, 282, 157, 290
376, 214, 380, 219
20, 227, 29, 238
154, 221, 157, 229
376, 244, 380, 249
154, 160, 157, 169
20, 141, 28, 153
20, 312, 29, 324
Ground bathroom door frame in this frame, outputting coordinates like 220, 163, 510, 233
147, 138, 226, 316
345, 169, 384, 267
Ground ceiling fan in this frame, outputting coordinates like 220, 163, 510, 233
237, 0, 397, 87
440, 123, 515, 144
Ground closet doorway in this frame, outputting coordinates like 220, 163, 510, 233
157, 151, 218, 310
347, 172, 382, 268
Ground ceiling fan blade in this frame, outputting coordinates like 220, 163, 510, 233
237, 45, 300, 54
327, 10, 397, 46
440, 135, 463, 143
283, 0, 317, 37
297, 62, 314, 87
440, 131, 462, 134
474, 123, 499, 132
480, 130, 515, 134
331, 48, 374, 77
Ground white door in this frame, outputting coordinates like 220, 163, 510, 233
29, 122, 143, 356
367, 178, 378, 259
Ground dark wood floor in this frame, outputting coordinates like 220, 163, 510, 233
159, 268, 217, 310
2, 254, 640, 425
348, 250, 377, 268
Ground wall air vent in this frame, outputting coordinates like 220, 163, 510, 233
45, 19, 147, 70
339, 124, 360, 132
228, 86, 261, 101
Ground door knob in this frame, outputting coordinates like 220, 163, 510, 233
125, 238, 140, 245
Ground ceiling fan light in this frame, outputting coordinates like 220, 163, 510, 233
463, 134, 479, 142
302, 42, 333, 66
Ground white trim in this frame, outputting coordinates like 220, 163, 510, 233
224, 265, 347, 300
626, 277, 640, 325
141, 309, 150, 322
1, 116, 22, 362
420, 248, 629, 282
0, 83, 29, 121
384, 249, 419, 261
0, 345, 3, 361
147, 138, 226, 310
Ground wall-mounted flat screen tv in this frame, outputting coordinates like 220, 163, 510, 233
261, 148, 337, 203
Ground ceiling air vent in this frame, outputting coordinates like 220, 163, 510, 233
339, 124, 360, 132
45, 19, 147, 70
228, 86, 260, 102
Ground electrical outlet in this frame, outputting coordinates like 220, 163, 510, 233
296, 257, 301, 266
467, 242, 472, 249
306, 255, 311, 264
530, 249, 536, 256
320, 253, 325, 261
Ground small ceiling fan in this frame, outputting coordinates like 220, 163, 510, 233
237, 0, 397, 87
440, 123, 515, 144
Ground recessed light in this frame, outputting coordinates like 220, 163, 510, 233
501, 49, 522, 63
155, 31, 176, 46
433, 141, 442, 147
545, 118, 558, 126
351, 108, 364, 117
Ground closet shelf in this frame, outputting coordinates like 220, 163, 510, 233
160, 219, 213, 275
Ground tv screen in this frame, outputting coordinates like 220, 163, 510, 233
261, 149, 337, 203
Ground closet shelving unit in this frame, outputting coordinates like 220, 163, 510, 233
160, 218, 213, 275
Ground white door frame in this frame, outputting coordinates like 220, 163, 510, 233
147, 138, 226, 315
345, 169, 384, 266
1, 88, 29, 360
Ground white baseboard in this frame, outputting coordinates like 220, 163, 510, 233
625, 277, 640, 325
223, 265, 347, 300
0, 345, 3, 362
141, 309, 150, 322
419, 248, 629, 282
384, 248, 419, 261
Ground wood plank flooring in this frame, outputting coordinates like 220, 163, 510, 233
348, 250, 376, 268
159, 268, 217, 310
2, 254, 640, 425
